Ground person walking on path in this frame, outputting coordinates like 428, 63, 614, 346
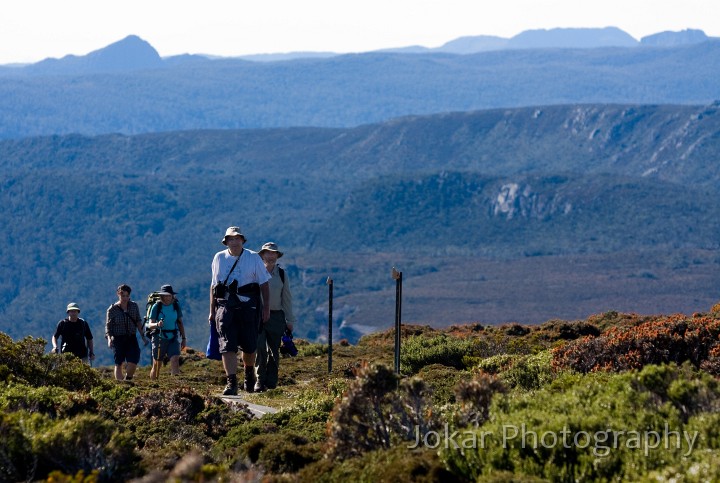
147, 284, 187, 379
51, 302, 95, 364
254, 242, 297, 392
106, 284, 148, 381
210, 226, 271, 395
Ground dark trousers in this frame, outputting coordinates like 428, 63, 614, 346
255, 310, 286, 388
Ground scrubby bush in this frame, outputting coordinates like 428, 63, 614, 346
416, 364, 468, 406
536, 320, 601, 340
298, 342, 329, 357
473, 354, 517, 375
0, 383, 98, 418
241, 432, 323, 474
454, 373, 507, 427
401, 334, 473, 374
34, 414, 140, 481
298, 446, 458, 483
0, 334, 106, 391
442, 367, 720, 482
0, 411, 45, 482
114, 387, 209, 423
633, 363, 720, 420
327, 363, 439, 458
553, 314, 720, 373
501, 350, 555, 390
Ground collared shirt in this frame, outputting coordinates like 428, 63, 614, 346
266, 264, 297, 323
105, 301, 142, 338
211, 248, 271, 288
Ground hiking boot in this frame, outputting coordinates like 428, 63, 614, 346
243, 366, 256, 393
254, 381, 267, 392
222, 375, 238, 396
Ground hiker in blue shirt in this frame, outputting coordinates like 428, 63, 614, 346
52, 302, 95, 364
146, 284, 186, 379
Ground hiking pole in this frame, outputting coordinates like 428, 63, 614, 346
327, 276, 333, 374
392, 267, 402, 375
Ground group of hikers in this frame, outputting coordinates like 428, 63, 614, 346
51, 226, 297, 394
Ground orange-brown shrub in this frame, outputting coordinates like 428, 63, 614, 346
552, 314, 720, 373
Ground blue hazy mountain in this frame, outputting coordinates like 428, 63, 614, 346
20, 35, 163, 75
641, 28, 710, 46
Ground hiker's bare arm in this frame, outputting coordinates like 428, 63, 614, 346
208, 285, 216, 324
178, 318, 187, 348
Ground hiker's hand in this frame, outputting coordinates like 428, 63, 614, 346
89, 352, 95, 361
107, 338, 113, 349
157, 320, 164, 328
181, 337, 187, 349
208, 312, 215, 325
286, 322, 294, 332
263, 305, 270, 323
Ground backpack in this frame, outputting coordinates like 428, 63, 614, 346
60, 318, 90, 357
278, 267, 285, 284
143, 292, 180, 338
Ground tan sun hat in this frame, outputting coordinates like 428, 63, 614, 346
259, 242, 284, 258
221, 226, 247, 245
66, 302, 81, 313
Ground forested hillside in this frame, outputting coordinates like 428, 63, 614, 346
1, 103, 720, 366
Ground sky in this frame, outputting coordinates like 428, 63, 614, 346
0, 0, 717, 64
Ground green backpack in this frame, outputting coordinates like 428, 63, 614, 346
143, 292, 180, 337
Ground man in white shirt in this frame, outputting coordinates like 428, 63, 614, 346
210, 226, 271, 395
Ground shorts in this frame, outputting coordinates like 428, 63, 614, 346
215, 296, 261, 354
151, 333, 181, 360
112, 334, 141, 365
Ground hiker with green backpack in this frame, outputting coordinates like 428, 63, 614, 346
146, 284, 186, 379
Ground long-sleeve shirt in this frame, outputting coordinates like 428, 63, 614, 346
266, 264, 296, 324
105, 301, 142, 338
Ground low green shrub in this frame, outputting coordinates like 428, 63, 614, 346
0, 383, 98, 419
416, 364, 469, 406
501, 350, 555, 390
0, 411, 48, 482
34, 414, 140, 481
297, 446, 458, 483
0, 334, 106, 391
473, 353, 516, 375
242, 431, 323, 474
441, 367, 720, 481
401, 334, 473, 374
299, 342, 329, 357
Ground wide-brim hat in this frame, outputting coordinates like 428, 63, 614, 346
159, 284, 178, 296
222, 226, 247, 245
66, 302, 81, 313
259, 241, 283, 258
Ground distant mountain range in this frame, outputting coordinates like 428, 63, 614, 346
0, 28, 715, 72
0, 32, 718, 139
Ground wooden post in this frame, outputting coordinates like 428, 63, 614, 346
392, 267, 402, 374
327, 276, 333, 373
